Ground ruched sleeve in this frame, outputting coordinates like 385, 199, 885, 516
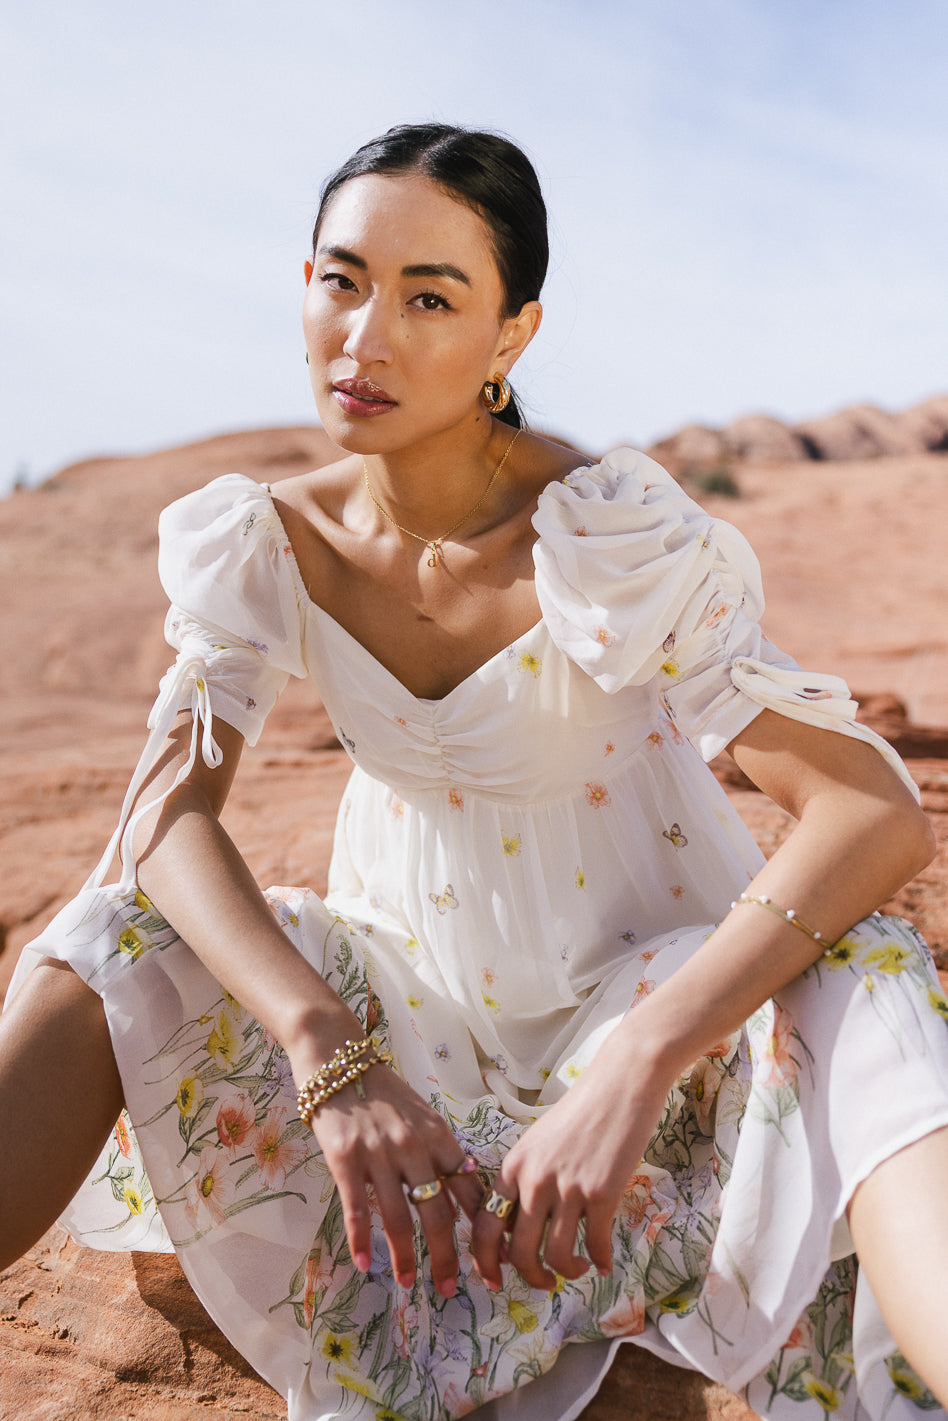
153, 473, 309, 746
533, 448, 918, 797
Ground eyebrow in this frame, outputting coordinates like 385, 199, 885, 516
317, 245, 472, 287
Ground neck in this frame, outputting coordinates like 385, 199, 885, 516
362, 414, 516, 533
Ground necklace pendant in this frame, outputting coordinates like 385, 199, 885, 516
426, 542, 440, 568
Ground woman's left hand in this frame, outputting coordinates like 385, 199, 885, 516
471, 1029, 672, 1290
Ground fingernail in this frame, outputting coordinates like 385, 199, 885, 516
484, 1277, 501, 1292
397, 1271, 415, 1288
438, 1277, 457, 1298
353, 1251, 371, 1272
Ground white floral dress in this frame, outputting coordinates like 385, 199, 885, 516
10, 449, 948, 1421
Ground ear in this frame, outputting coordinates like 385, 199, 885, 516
494, 301, 543, 374
304, 259, 314, 286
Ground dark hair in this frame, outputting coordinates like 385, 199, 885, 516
312, 123, 549, 429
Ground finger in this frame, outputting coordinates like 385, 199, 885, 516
582, 1208, 615, 1277
371, 1169, 421, 1288
410, 1183, 462, 1297
444, 1167, 484, 1223
506, 1190, 557, 1291
541, 1203, 588, 1281
471, 1195, 507, 1289
336, 1173, 374, 1275
471, 1177, 522, 1288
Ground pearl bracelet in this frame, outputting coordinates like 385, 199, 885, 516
730, 893, 824, 943
296, 1035, 393, 1128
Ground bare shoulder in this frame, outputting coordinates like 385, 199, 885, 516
264, 457, 362, 602
515, 431, 597, 490
268, 455, 359, 522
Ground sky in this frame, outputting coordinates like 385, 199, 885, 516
2, 0, 946, 492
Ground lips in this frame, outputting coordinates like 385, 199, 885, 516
332, 378, 398, 417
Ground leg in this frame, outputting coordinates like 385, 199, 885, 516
848, 1125, 948, 1407
0, 958, 123, 1269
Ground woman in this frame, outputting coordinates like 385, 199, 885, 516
2, 123, 948, 1421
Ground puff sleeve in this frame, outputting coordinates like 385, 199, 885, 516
153, 473, 309, 745
533, 449, 917, 797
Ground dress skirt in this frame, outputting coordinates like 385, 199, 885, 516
11, 883, 948, 1421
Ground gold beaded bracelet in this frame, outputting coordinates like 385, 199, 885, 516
296, 1035, 393, 1128
731, 892, 824, 943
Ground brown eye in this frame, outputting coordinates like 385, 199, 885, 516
412, 291, 451, 312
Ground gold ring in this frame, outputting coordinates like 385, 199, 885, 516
408, 1178, 443, 1203
481, 1188, 516, 1220
442, 1155, 478, 1179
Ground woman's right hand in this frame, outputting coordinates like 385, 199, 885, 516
306, 1063, 484, 1297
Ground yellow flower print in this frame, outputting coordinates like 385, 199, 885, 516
133, 888, 155, 914
803, 1376, 840, 1412
502, 833, 522, 856
927, 987, 948, 1021
222, 988, 244, 1020
176, 1074, 205, 1118
319, 1333, 353, 1365
124, 1183, 144, 1215
862, 973, 875, 993
507, 1299, 539, 1334
118, 925, 145, 959
659, 1293, 695, 1315
404, 937, 419, 956
662, 822, 689, 848
660, 659, 681, 679
206, 1011, 240, 1067
886, 1351, 933, 1403
863, 943, 913, 975
823, 938, 858, 969
564, 1061, 582, 1079
575, 868, 585, 890
585, 782, 611, 809
517, 651, 542, 678
482, 993, 501, 1014
406, 994, 424, 1009
334, 1372, 382, 1403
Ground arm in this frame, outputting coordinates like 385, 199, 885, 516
472, 711, 934, 1288
133, 713, 482, 1293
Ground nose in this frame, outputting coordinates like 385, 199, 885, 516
342, 295, 395, 366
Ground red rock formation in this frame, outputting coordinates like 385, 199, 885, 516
647, 392, 948, 467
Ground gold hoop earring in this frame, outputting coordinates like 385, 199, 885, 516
481, 374, 511, 414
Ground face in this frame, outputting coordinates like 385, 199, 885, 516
303, 173, 540, 454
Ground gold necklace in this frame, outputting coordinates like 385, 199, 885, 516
362, 429, 520, 568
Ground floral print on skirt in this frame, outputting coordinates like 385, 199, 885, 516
12, 880, 948, 1421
